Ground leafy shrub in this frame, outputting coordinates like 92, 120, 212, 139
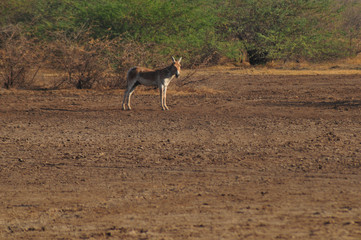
218, 0, 349, 62
0, 0, 359, 89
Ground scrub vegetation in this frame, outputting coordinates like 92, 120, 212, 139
1, 0, 360, 88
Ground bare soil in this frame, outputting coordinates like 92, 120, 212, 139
1, 70, 361, 239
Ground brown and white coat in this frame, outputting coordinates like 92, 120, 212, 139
122, 57, 182, 110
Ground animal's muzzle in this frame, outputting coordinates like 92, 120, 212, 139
176, 72, 180, 78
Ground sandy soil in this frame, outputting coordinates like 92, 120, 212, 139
1, 70, 361, 239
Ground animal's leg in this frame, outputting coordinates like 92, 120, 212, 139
122, 88, 130, 110
163, 86, 169, 110
127, 85, 137, 110
159, 85, 165, 110
126, 81, 139, 110
122, 80, 136, 110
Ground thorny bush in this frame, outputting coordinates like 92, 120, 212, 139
47, 30, 112, 89
0, 25, 45, 89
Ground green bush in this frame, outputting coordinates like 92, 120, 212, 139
218, 0, 349, 62
1, 0, 358, 67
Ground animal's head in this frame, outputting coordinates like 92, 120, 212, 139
171, 56, 182, 78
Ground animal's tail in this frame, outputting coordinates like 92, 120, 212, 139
125, 67, 137, 87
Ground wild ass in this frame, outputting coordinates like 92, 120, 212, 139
122, 57, 182, 110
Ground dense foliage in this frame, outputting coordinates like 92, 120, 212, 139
0, 0, 360, 88
1, 0, 360, 64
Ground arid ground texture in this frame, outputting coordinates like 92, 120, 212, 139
1, 69, 361, 239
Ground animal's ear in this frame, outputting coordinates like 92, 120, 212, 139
172, 56, 176, 63
178, 57, 182, 63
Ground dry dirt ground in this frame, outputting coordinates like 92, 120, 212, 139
1, 69, 361, 239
